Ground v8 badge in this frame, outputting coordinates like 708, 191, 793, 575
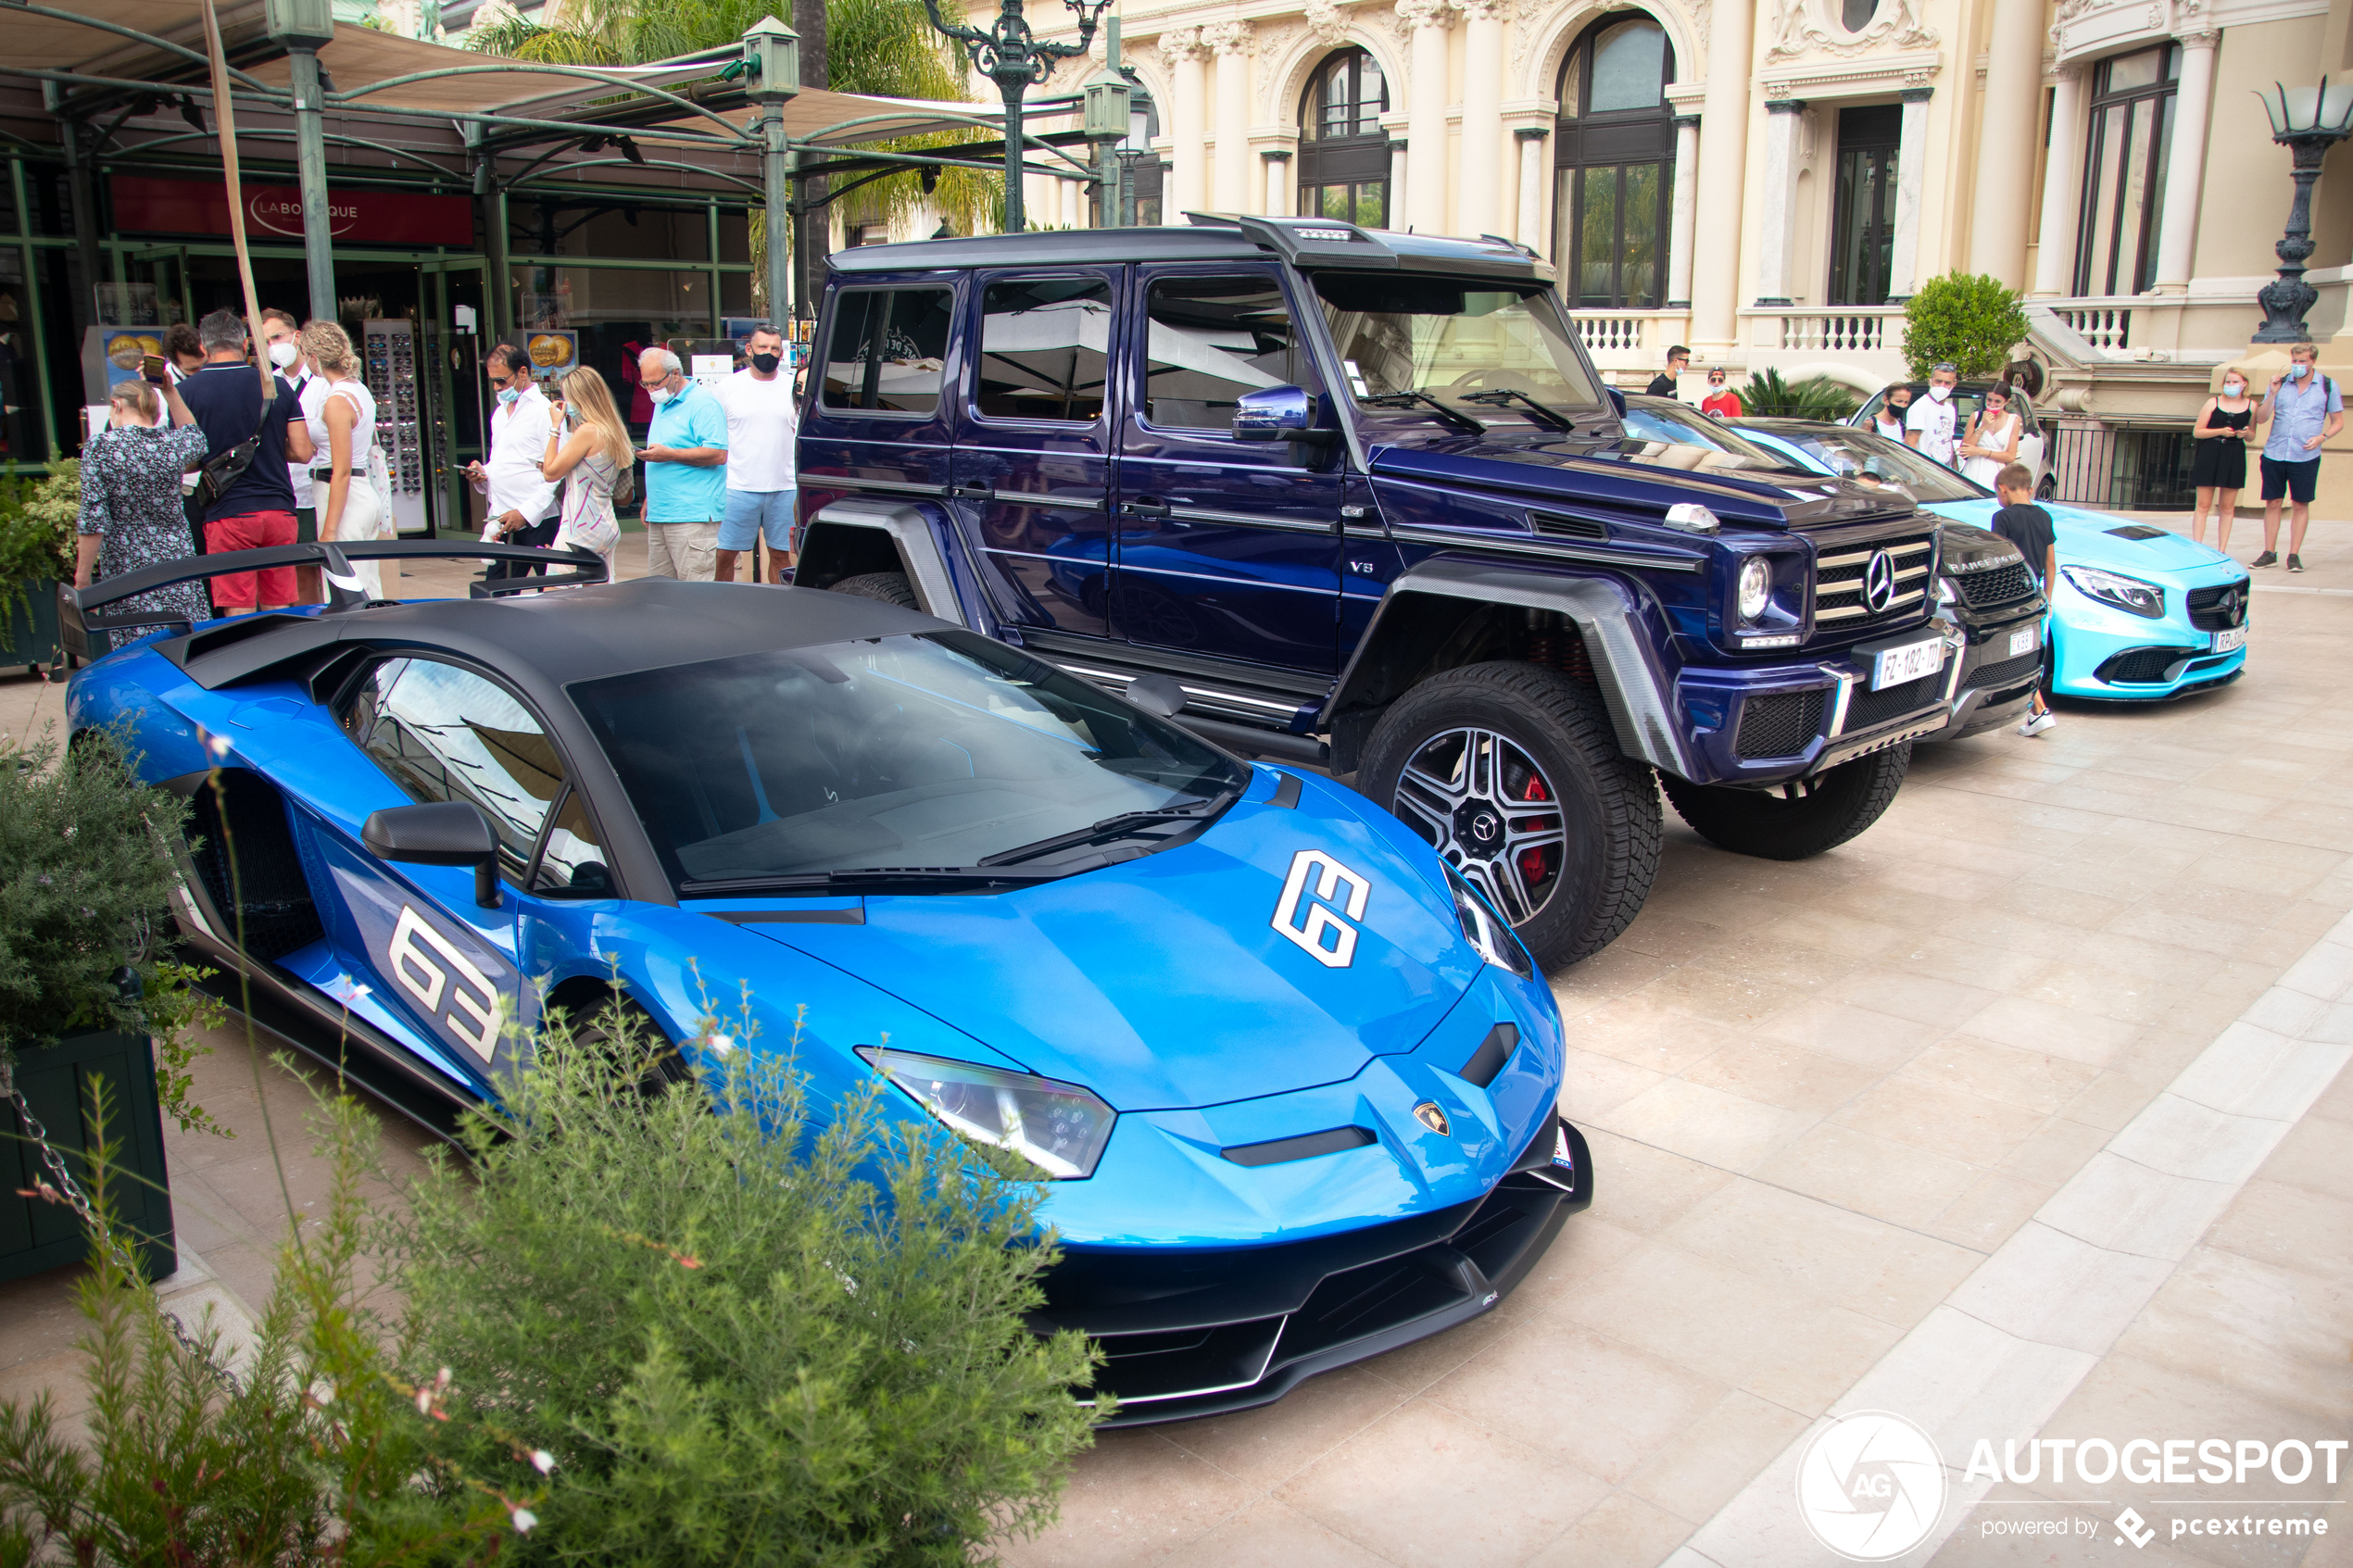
1272, 849, 1372, 968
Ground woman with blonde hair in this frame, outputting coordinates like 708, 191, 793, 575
296, 319, 393, 598
74, 373, 213, 646
539, 364, 629, 578
2189, 365, 2258, 552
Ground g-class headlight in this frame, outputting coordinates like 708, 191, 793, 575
1934, 576, 1958, 606
1445, 865, 1536, 980
857, 1047, 1116, 1178
2060, 565, 2164, 619
1737, 557, 1772, 621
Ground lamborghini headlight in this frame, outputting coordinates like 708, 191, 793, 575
1444, 865, 1536, 980
2060, 565, 2164, 619
857, 1047, 1115, 1179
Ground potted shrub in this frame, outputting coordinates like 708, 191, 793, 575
0, 464, 79, 677
0, 727, 213, 1282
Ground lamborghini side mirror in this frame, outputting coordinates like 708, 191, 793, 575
363, 800, 503, 909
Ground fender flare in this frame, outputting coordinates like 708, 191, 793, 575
799, 497, 970, 627
1328, 558, 1695, 777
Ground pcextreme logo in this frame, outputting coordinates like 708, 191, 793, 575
1794, 1411, 1947, 1562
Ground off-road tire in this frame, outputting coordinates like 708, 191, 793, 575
827, 571, 919, 609
1359, 661, 1661, 972
1659, 743, 1910, 861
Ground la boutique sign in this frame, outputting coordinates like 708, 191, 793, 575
245, 189, 361, 238
111, 174, 473, 246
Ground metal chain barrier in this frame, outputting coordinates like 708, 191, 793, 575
2, 1056, 242, 1394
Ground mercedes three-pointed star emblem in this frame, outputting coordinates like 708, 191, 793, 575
1862, 549, 1898, 615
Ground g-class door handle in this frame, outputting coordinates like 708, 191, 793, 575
1124, 496, 1171, 519
954, 481, 993, 497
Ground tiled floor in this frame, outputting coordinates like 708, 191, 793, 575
1, 515, 2346, 1566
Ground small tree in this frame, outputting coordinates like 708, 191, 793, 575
1739, 369, 1860, 421
1902, 272, 2029, 382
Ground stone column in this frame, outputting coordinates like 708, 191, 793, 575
2152, 31, 2219, 292
1516, 127, 1550, 251
1389, 135, 1411, 225
1967, 0, 2045, 286
1459, 0, 1505, 237
1755, 99, 1806, 306
1169, 29, 1210, 218
1264, 148, 1293, 216
1888, 86, 1932, 299
2032, 67, 2086, 296
1207, 20, 1255, 212
1667, 114, 1700, 306
1689, 0, 1755, 349
1399, 0, 1454, 232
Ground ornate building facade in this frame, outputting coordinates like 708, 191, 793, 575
1011, 0, 2351, 501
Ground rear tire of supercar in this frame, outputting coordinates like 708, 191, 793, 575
1358, 661, 1661, 972
1658, 744, 1910, 861
826, 571, 920, 609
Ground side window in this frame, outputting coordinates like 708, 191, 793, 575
343, 658, 565, 883
975, 276, 1112, 421
821, 287, 954, 414
532, 786, 610, 897
1142, 276, 1315, 431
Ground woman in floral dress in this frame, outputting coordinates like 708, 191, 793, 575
73, 377, 212, 645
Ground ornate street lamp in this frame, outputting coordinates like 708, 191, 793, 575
2252, 77, 2353, 342
917, 0, 1115, 233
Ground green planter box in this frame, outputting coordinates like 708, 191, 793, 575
1, 1029, 177, 1283
0, 578, 62, 674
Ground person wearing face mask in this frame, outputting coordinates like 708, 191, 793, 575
466, 342, 562, 583
1872, 386, 1911, 443
261, 307, 325, 604
635, 345, 729, 582
1906, 363, 1960, 466
2189, 367, 2257, 553
713, 323, 799, 583
1700, 370, 1743, 420
2253, 342, 2342, 571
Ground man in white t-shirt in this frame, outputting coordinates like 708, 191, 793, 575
714, 323, 799, 583
261, 307, 326, 604
1905, 361, 1960, 468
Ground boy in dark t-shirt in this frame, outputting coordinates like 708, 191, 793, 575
1990, 461, 2057, 737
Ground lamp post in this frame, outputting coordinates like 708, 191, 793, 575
2252, 77, 2353, 343
916, 0, 1114, 233
742, 17, 801, 323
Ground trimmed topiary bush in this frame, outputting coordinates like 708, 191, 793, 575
1901, 272, 2029, 382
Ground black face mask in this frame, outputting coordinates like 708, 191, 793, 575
750, 352, 781, 374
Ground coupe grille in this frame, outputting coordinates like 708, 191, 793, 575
2187, 580, 2250, 632
2097, 646, 2199, 684
1815, 531, 1936, 628
1844, 671, 1945, 729
1954, 560, 2035, 609
1964, 651, 2043, 690
1734, 689, 1828, 759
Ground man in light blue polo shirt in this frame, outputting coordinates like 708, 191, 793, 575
635, 345, 729, 581
2253, 341, 2344, 573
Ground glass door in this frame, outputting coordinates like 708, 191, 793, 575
1829, 106, 1901, 306
423, 257, 489, 538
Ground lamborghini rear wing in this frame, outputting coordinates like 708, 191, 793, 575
62, 538, 608, 660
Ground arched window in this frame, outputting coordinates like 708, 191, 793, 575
2075, 44, 2180, 296
1298, 49, 1390, 227
1554, 15, 1675, 309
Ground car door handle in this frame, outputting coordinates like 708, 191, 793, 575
954, 481, 993, 497
1123, 496, 1170, 519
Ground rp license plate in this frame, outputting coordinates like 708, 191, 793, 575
1871, 635, 1948, 690
2213, 626, 2247, 654
2007, 624, 2041, 658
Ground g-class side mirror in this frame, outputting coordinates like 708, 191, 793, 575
363, 800, 504, 909
1234, 385, 1332, 445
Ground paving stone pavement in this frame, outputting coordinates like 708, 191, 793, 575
0, 516, 2345, 1565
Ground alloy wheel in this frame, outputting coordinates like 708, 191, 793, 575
1390, 727, 1567, 924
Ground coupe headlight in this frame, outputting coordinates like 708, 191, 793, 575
1737, 557, 1772, 621
857, 1047, 1115, 1179
2061, 565, 2164, 619
1445, 866, 1535, 980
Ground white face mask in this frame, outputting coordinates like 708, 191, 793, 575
1928, 383, 1952, 403
269, 341, 300, 370
2223, 381, 2246, 398
646, 381, 674, 407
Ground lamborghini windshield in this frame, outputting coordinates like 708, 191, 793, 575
1743, 422, 1988, 504
572, 632, 1248, 893
1313, 272, 1604, 420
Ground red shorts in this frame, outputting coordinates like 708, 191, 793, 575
204, 510, 298, 608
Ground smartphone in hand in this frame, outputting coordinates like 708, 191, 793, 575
141, 354, 168, 383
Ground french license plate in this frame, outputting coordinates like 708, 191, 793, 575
2213, 626, 2247, 654
1871, 635, 1947, 690
2008, 624, 2041, 658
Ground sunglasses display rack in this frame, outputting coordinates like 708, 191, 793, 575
362, 320, 431, 536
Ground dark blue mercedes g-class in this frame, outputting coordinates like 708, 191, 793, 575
793, 215, 1955, 970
